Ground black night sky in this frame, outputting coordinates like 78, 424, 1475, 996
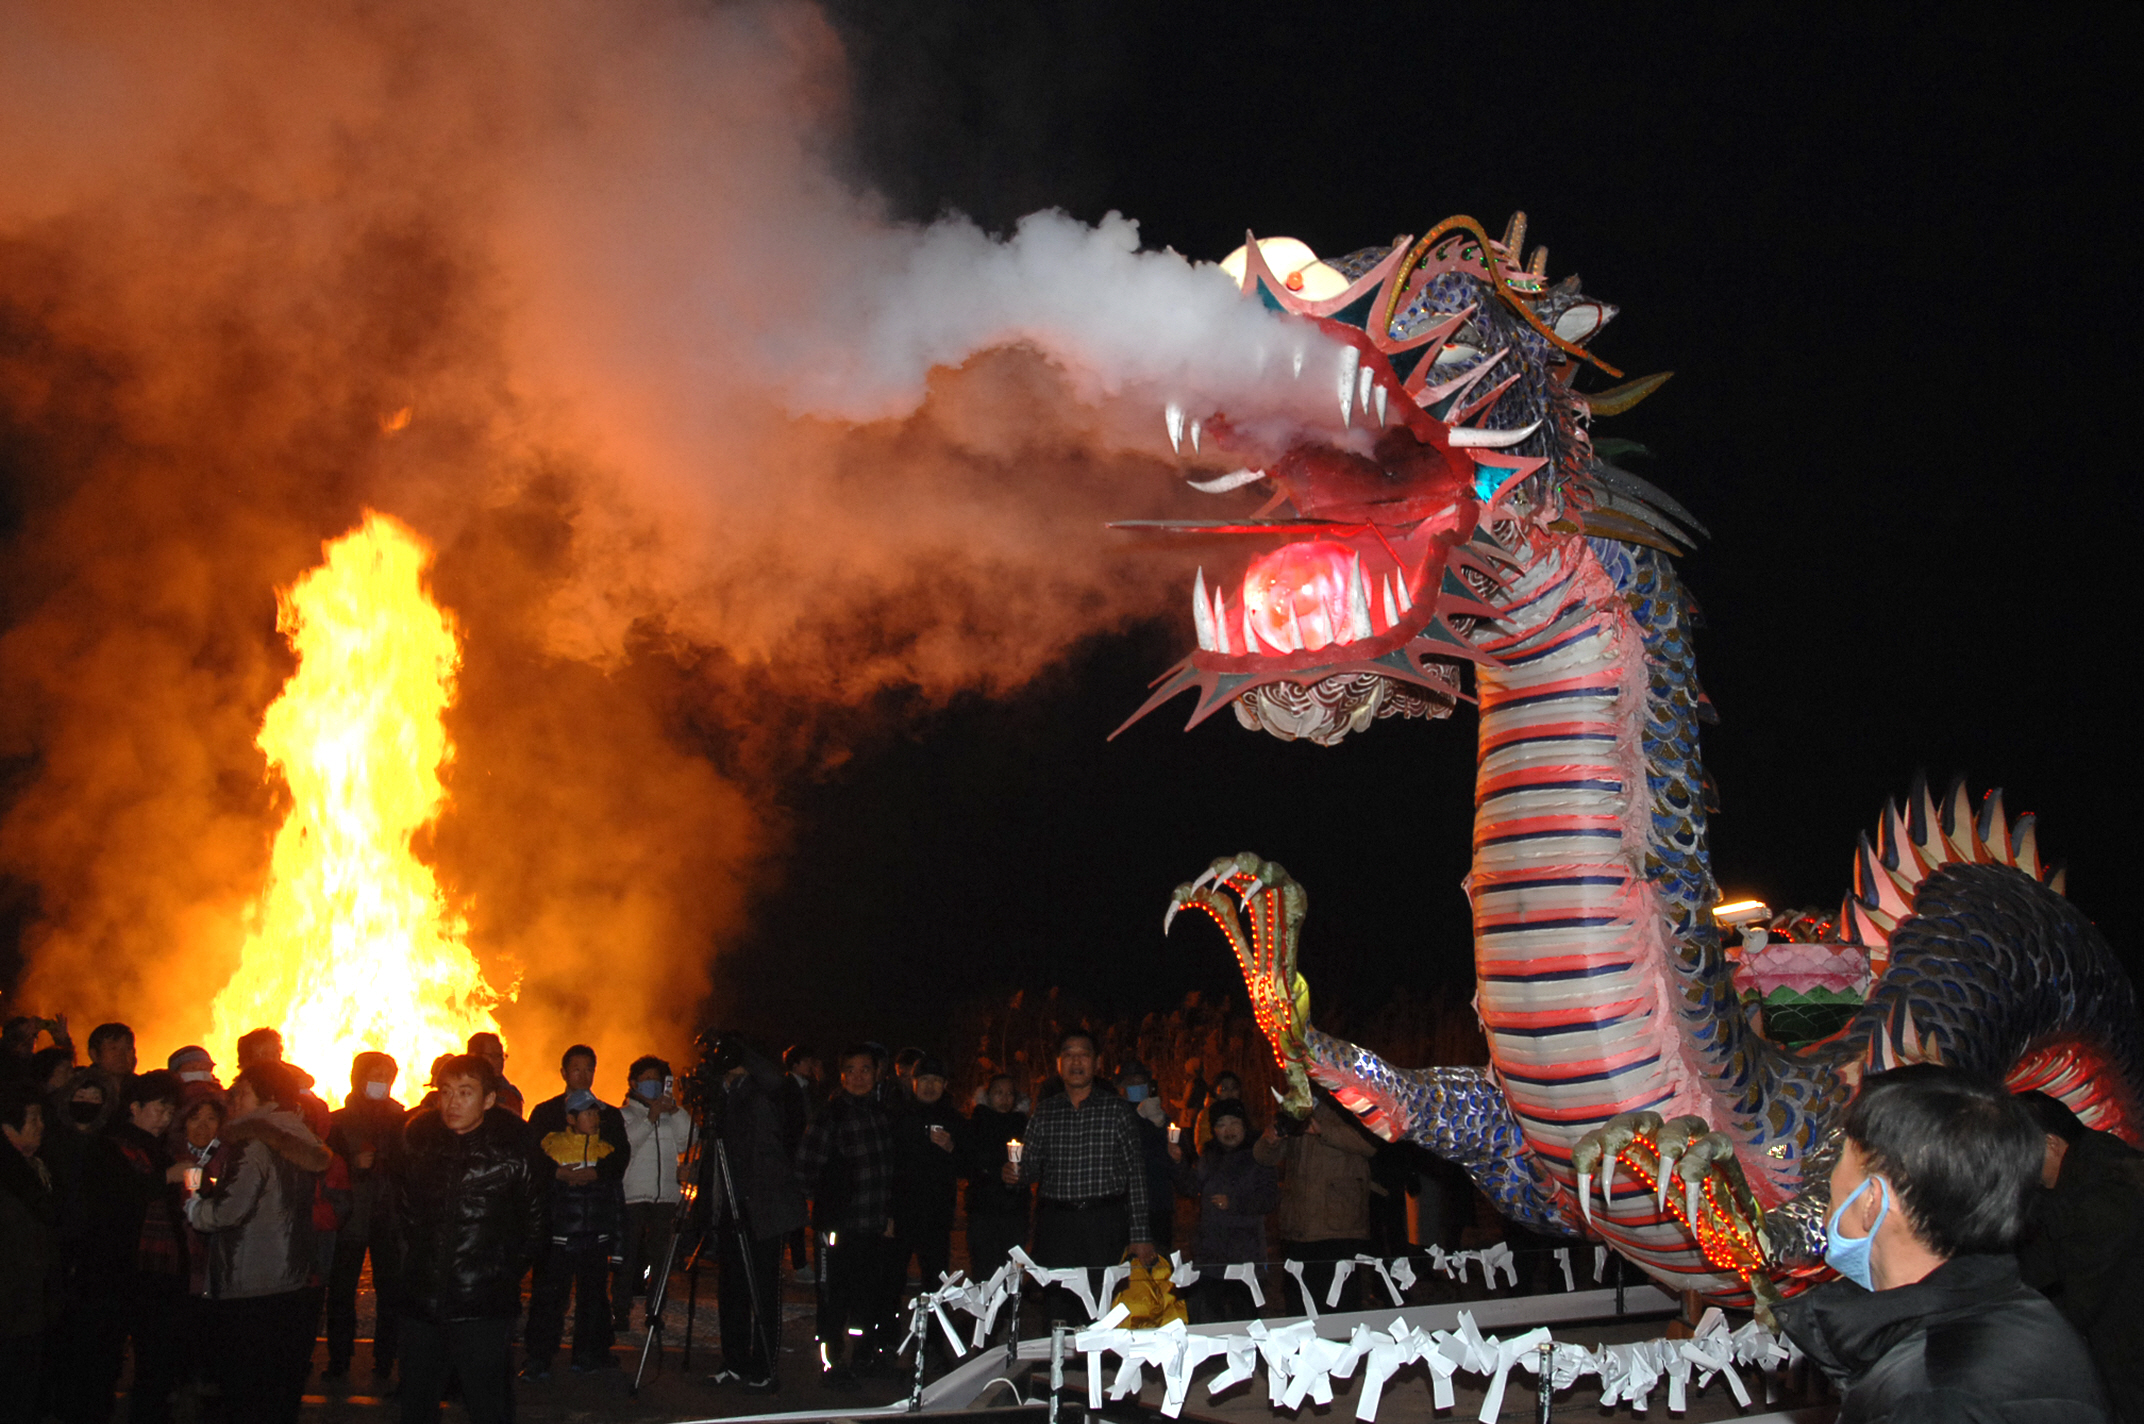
718, 5, 2144, 1050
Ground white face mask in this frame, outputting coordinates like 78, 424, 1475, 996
362, 1081, 390, 1101
177, 1071, 213, 1083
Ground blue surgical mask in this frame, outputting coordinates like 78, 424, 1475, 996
636, 1078, 662, 1101
1124, 1084, 1148, 1103
1823, 1174, 1891, 1291
362, 1081, 389, 1101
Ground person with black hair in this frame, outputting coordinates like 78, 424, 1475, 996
85, 1022, 136, 1084
796, 1044, 895, 1389
183, 1059, 331, 1424
389, 1051, 548, 1424
2016, 1090, 2144, 1421
1777, 1066, 2107, 1422
1005, 1030, 1155, 1325
1, 1081, 57, 1424
325, 1051, 406, 1382
1256, 1093, 1376, 1314
464, 1032, 523, 1119
527, 1044, 631, 1182
889, 1054, 965, 1332
616, 1054, 687, 1332
70, 1069, 189, 1423
778, 1045, 820, 1278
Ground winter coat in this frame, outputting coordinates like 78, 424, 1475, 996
184, 1108, 330, 1299
529, 1092, 630, 1185
1173, 1141, 1278, 1266
891, 1096, 966, 1234
1780, 1252, 2109, 1422
2019, 1129, 2144, 1420
388, 1106, 548, 1323
0, 1137, 57, 1338
966, 1105, 1031, 1220
539, 1130, 624, 1241
707, 1052, 807, 1242
328, 1094, 407, 1241
621, 1094, 690, 1207
1254, 1102, 1376, 1243
78, 1120, 185, 1287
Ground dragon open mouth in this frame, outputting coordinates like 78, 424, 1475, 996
1110, 215, 1651, 744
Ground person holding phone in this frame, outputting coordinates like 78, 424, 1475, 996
616, 1055, 688, 1333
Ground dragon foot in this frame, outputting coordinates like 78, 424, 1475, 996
1166, 853, 1315, 1118
1572, 1110, 1774, 1301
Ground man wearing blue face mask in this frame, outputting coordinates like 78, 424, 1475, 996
1777, 1066, 2109, 1422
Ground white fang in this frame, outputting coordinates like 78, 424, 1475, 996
1445, 418, 1542, 449
1187, 468, 1265, 494
1165, 402, 1185, 453
1192, 568, 1215, 651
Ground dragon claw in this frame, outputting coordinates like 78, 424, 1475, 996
1166, 853, 1316, 1118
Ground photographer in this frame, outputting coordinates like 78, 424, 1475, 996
701, 1035, 804, 1394
1255, 1092, 1375, 1314
615, 1056, 687, 1333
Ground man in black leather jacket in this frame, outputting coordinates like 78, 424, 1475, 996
387, 1053, 547, 1424
1778, 1066, 2108, 1423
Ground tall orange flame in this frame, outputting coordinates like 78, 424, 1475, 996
207, 512, 507, 1086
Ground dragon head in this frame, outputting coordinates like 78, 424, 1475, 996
1113, 213, 1688, 745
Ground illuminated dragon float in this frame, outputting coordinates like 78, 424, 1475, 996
1121, 215, 2142, 1310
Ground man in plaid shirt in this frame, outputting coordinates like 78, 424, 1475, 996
1003, 1031, 1154, 1322
796, 1045, 894, 1388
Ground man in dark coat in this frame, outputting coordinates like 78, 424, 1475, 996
889, 1054, 965, 1316
387, 1053, 548, 1424
796, 1044, 895, 1388
325, 1051, 406, 1381
2017, 1091, 2144, 1421
703, 1037, 807, 1393
965, 1073, 1029, 1282
1778, 1067, 2108, 1422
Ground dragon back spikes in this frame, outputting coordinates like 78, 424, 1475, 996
1840, 777, 2067, 953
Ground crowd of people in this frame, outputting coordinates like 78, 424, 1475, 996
4, 1011, 2142, 1423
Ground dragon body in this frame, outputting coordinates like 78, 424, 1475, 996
1126, 216, 2143, 1307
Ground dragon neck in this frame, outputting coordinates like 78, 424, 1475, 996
1465, 524, 1805, 1196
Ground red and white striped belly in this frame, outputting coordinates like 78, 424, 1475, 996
1470, 538, 1747, 1298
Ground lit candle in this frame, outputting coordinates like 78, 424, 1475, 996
1006, 1138, 1024, 1166
1167, 1123, 1181, 1144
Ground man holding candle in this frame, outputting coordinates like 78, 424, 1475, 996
1002, 1031, 1154, 1324
796, 1045, 896, 1389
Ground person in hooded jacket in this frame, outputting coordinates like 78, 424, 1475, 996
888, 1054, 965, 1324
1778, 1066, 2107, 1423
523, 1088, 625, 1379
325, 1051, 406, 1382
387, 1051, 548, 1424
1168, 1097, 1277, 1323
182, 1059, 331, 1424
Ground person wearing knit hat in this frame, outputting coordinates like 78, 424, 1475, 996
890, 1052, 966, 1349
1167, 1097, 1277, 1323
168, 1046, 219, 1087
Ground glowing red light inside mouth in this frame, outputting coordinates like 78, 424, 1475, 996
1241, 540, 1357, 653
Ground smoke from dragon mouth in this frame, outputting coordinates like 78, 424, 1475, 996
0, 1, 1340, 1066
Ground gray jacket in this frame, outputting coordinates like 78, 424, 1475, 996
185, 1108, 330, 1299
